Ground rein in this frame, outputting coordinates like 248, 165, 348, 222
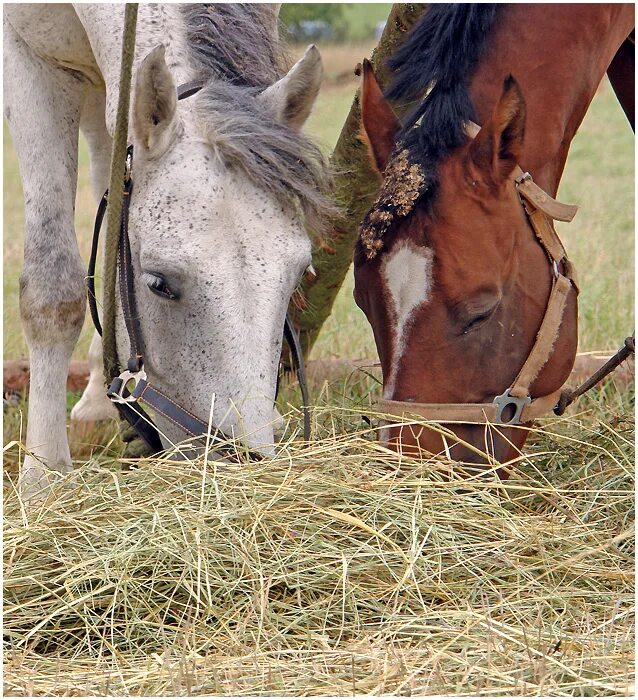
555, 336, 635, 415
377, 121, 634, 426
87, 80, 311, 456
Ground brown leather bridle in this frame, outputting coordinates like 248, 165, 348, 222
87, 81, 310, 455
377, 121, 580, 426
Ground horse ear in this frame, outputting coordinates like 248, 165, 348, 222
360, 59, 400, 173
258, 44, 323, 130
133, 45, 178, 155
261, 3, 281, 37
468, 75, 526, 184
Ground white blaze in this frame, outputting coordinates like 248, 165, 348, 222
381, 241, 434, 400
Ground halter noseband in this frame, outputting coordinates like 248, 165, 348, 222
377, 121, 579, 427
87, 80, 311, 456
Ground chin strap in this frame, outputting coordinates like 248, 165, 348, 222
377, 390, 563, 426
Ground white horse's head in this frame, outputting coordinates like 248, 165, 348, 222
119, 44, 330, 451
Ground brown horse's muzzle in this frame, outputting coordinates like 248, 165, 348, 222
381, 420, 530, 479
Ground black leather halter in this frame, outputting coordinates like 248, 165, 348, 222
86, 81, 311, 455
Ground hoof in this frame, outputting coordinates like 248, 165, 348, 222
71, 393, 118, 422
19, 459, 72, 507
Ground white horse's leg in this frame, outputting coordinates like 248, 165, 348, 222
71, 330, 118, 421
71, 89, 117, 423
4, 23, 86, 501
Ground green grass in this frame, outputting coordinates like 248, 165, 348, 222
554, 81, 635, 351
281, 3, 392, 43
340, 3, 393, 41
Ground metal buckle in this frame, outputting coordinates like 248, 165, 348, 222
107, 368, 147, 404
514, 171, 534, 214
493, 389, 531, 424
515, 171, 532, 185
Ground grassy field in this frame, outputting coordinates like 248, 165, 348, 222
3, 38, 635, 698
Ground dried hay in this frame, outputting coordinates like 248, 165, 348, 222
3, 404, 635, 696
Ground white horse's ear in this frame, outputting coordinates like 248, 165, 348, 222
261, 3, 282, 37
258, 44, 323, 130
133, 45, 177, 155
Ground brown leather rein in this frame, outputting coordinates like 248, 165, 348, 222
377, 121, 633, 426
87, 80, 310, 455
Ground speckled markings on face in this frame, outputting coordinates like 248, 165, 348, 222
381, 240, 434, 399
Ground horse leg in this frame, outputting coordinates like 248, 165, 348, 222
4, 23, 86, 501
71, 88, 118, 423
607, 34, 634, 132
71, 331, 118, 422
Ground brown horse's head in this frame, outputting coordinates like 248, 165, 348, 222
354, 62, 578, 470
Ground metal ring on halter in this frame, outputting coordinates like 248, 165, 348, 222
514, 170, 532, 185
124, 147, 133, 183
107, 368, 147, 404
493, 389, 532, 424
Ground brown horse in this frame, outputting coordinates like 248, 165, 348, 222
354, 4, 634, 472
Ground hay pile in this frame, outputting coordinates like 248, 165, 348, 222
3, 409, 634, 696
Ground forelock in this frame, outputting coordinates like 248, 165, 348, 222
359, 147, 436, 259
194, 82, 336, 236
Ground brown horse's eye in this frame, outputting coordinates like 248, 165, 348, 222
462, 309, 495, 334
458, 291, 501, 335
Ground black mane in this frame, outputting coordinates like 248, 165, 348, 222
357, 5, 502, 260
386, 4, 502, 159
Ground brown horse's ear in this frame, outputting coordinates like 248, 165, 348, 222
361, 59, 401, 173
468, 75, 526, 185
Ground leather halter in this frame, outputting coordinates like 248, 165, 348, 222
377, 121, 579, 426
87, 80, 311, 454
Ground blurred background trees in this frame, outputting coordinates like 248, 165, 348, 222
280, 3, 392, 43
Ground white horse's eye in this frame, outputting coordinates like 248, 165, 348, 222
144, 272, 178, 300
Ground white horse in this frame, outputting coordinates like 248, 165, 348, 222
4, 4, 332, 500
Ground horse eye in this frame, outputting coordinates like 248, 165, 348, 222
462, 309, 495, 334
146, 273, 178, 300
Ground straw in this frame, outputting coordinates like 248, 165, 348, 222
3, 400, 634, 696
